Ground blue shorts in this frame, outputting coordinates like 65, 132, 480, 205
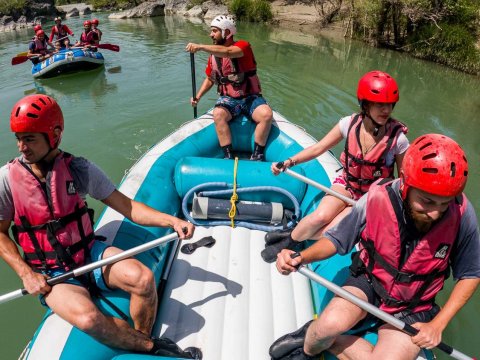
215, 94, 267, 118
39, 240, 111, 307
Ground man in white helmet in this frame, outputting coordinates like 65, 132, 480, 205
186, 15, 273, 161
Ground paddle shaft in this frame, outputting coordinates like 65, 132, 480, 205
190, 52, 198, 118
0, 232, 178, 305
298, 266, 474, 360
276, 162, 356, 206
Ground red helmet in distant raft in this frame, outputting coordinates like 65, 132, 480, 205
92, 19, 99, 25
401, 134, 468, 199
83, 20, 92, 27
10, 95, 64, 149
33, 24, 42, 32
357, 70, 399, 104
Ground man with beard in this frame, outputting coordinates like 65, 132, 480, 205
185, 15, 272, 161
272, 134, 480, 359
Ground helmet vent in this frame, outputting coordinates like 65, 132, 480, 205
31, 103, 41, 111
450, 162, 456, 178
371, 89, 380, 94
39, 97, 47, 106
26, 112, 38, 118
422, 153, 436, 160
419, 141, 432, 151
422, 168, 438, 174
15, 107, 20, 117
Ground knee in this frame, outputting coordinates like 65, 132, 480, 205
306, 210, 329, 228
213, 107, 229, 123
128, 265, 155, 296
255, 106, 273, 124
74, 309, 102, 333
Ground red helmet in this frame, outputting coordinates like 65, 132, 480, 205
401, 134, 468, 199
10, 95, 64, 149
83, 20, 92, 27
357, 70, 399, 104
33, 24, 42, 32
92, 18, 99, 25
36, 30, 45, 37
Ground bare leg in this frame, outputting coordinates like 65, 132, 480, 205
251, 104, 273, 146
304, 286, 368, 355
309, 206, 352, 240
329, 324, 421, 360
102, 246, 158, 335
45, 283, 153, 352
212, 106, 233, 147
291, 185, 352, 241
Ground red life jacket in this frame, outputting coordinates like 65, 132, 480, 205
339, 114, 408, 197
80, 30, 96, 45
53, 24, 68, 38
9, 153, 95, 271
31, 37, 49, 55
355, 179, 466, 313
208, 46, 261, 98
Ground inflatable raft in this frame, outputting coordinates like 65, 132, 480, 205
32, 48, 104, 79
20, 110, 433, 360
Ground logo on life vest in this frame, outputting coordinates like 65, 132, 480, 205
373, 170, 382, 178
66, 181, 76, 195
434, 244, 450, 259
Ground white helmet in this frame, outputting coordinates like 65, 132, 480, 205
210, 15, 236, 39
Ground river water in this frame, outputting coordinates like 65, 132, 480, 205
0, 14, 478, 359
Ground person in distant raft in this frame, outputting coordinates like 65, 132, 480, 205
28, 30, 53, 64
91, 18, 103, 42
272, 134, 480, 360
0, 95, 201, 359
49, 16, 74, 48
186, 15, 273, 161
262, 71, 409, 263
75, 20, 99, 48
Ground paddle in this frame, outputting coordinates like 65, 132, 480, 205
11, 55, 40, 66
0, 232, 179, 305
97, 43, 120, 52
16, 51, 28, 57
276, 162, 356, 206
296, 264, 475, 360
190, 52, 198, 118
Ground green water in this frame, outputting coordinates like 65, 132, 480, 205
0, 14, 479, 359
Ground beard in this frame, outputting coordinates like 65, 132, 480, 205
213, 37, 226, 45
404, 200, 437, 234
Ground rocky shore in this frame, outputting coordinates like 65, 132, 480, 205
1, 0, 327, 37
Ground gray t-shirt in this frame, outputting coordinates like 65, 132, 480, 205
0, 155, 116, 221
324, 179, 480, 280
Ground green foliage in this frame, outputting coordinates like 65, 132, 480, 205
350, 0, 480, 73
0, 0, 26, 15
407, 23, 480, 73
229, 0, 272, 22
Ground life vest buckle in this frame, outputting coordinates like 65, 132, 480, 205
46, 219, 63, 234
394, 271, 416, 283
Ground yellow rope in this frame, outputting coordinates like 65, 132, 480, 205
228, 157, 239, 227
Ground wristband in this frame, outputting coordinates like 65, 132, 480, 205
287, 158, 297, 167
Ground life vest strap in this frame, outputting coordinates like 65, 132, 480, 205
14, 206, 89, 233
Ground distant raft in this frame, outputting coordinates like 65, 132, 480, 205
32, 48, 104, 79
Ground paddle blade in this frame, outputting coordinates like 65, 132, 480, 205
11, 55, 29, 65
16, 51, 28, 57
97, 43, 120, 52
